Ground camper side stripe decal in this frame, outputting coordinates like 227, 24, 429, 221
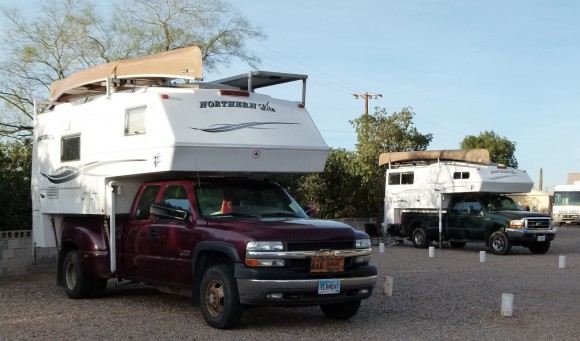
41, 159, 146, 184
190, 121, 298, 133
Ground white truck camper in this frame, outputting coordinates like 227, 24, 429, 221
552, 182, 580, 226
380, 149, 555, 255
31, 46, 329, 249
380, 149, 533, 225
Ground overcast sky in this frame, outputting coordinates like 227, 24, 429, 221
3, 0, 579, 192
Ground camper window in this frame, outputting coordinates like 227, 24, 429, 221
61, 134, 80, 162
388, 172, 414, 185
125, 106, 146, 135
453, 172, 470, 179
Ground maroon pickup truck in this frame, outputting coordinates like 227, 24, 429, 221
57, 178, 377, 329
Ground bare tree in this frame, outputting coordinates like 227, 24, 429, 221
0, 0, 266, 139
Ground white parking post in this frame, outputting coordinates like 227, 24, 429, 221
480, 251, 486, 263
501, 293, 514, 317
429, 246, 435, 258
559, 255, 566, 269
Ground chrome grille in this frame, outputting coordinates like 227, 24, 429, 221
525, 218, 551, 229
285, 241, 354, 251
285, 241, 357, 272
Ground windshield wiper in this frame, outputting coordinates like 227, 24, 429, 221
208, 212, 258, 219
261, 211, 299, 218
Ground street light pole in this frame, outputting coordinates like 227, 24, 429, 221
352, 92, 382, 114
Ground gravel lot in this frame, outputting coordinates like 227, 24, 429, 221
1, 227, 579, 341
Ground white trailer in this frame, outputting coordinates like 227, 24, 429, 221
31, 46, 329, 249
552, 182, 580, 226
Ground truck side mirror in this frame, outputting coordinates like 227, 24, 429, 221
150, 203, 191, 221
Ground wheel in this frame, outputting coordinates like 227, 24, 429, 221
450, 241, 466, 248
320, 300, 361, 320
488, 231, 512, 255
62, 250, 93, 299
199, 265, 242, 329
528, 241, 551, 254
411, 227, 429, 248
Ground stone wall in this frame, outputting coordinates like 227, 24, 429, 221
0, 230, 57, 277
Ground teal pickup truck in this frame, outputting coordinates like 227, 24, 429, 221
390, 193, 556, 255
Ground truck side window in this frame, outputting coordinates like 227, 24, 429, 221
135, 185, 161, 220
160, 185, 191, 213
464, 197, 482, 215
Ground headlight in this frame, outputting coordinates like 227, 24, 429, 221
355, 239, 372, 248
246, 241, 284, 251
245, 241, 285, 267
509, 219, 524, 228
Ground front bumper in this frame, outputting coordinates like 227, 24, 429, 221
505, 228, 556, 245
235, 264, 377, 305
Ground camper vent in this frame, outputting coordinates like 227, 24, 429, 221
47, 187, 59, 199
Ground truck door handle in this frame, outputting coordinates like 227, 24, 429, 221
148, 230, 158, 237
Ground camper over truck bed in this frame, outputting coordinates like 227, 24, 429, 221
31, 46, 376, 329
380, 149, 555, 255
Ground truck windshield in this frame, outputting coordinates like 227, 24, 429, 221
553, 191, 580, 205
194, 181, 307, 219
482, 195, 523, 211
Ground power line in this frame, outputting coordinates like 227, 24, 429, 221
352, 92, 382, 115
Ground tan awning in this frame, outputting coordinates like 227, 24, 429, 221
49, 46, 203, 103
378, 149, 490, 166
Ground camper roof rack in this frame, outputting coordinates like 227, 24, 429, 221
210, 71, 308, 104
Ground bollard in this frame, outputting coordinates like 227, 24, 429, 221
383, 276, 393, 297
559, 255, 566, 269
429, 246, 435, 258
379, 242, 385, 253
501, 293, 514, 317
480, 251, 486, 263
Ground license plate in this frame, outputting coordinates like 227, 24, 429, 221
318, 279, 340, 294
537, 235, 546, 242
310, 256, 345, 273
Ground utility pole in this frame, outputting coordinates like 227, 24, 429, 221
352, 92, 382, 114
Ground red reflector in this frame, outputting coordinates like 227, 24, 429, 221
160, 94, 169, 99
218, 89, 250, 97
298, 103, 305, 108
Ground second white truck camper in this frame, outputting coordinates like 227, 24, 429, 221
380, 149, 556, 255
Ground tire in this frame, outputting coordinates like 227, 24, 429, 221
450, 241, 466, 248
528, 241, 551, 254
62, 250, 93, 299
488, 231, 512, 255
411, 227, 429, 248
320, 300, 361, 320
199, 265, 242, 329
